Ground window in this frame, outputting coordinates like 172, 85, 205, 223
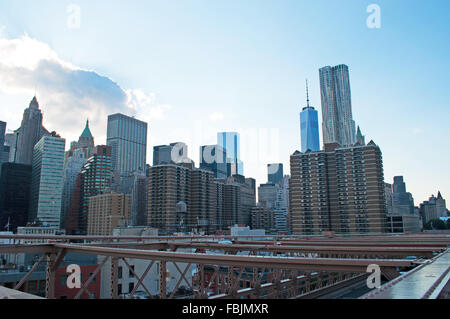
129, 282, 135, 293
129, 265, 135, 278
118, 267, 123, 279
118, 284, 122, 295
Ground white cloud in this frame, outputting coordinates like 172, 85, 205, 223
0, 34, 172, 147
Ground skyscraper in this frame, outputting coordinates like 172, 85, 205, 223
217, 132, 244, 176
268, 164, 284, 186
392, 176, 415, 215
0, 163, 32, 232
14, 97, 50, 165
28, 134, 66, 228
199, 145, 227, 179
300, 80, 320, 152
107, 114, 147, 177
61, 148, 87, 228
67, 120, 95, 159
153, 142, 188, 166
0, 121, 10, 174
319, 65, 356, 147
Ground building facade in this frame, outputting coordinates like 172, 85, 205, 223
290, 141, 386, 235
199, 145, 227, 179
268, 164, 284, 186
107, 114, 147, 177
217, 132, 244, 176
300, 81, 320, 152
319, 65, 356, 147
87, 192, 131, 236
28, 134, 65, 228
0, 163, 32, 232
13, 97, 50, 165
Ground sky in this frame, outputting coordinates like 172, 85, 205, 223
0, 0, 449, 205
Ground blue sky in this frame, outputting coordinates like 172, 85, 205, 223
0, 0, 449, 204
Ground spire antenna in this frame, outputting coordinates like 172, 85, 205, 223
306, 79, 310, 107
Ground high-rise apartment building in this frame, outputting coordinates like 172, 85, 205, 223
319, 65, 356, 147
190, 169, 216, 233
300, 81, 320, 152
200, 145, 227, 179
14, 97, 50, 165
227, 175, 256, 227
0, 163, 32, 232
217, 132, 244, 176
107, 114, 147, 177
290, 141, 386, 235
147, 164, 191, 234
87, 192, 131, 236
251, 207, 275, 233
28, 134, 66, 228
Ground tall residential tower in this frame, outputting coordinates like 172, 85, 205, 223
319, 65, 356, 147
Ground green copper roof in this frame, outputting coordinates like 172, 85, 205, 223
80, 120, 93, 139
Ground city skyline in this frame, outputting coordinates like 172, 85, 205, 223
0, 1, 449, 205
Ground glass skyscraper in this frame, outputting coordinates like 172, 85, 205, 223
217, 132, 244, 176
200, 145, 227, 179
319, 64, 356, 147
28, 134, 66, 228
300, 81, 320, 153
107, 114, 148, 177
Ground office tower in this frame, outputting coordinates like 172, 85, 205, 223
386, 180, 420, 233
268, 164, 284, 186
67, 120, 96, 159
0, 121, 5, 148
153, 142, 188, 166
130, 173, 148, 226
199, 145, 227, 179
107, 114, 147, 177
251, 207, 275, 233
61, 148, 87, 228
300, 81, 320, 152
420, 192, 447, 223
392, 176, 415, 215
385, 183, 394, 215
78, 145, 113, 234
0, 163, 32, 232
217, 132, 244, 176
290, 141, 386, 235
14, 97, 50, 165
258, 183, 278, 209
28, 134, 66, 228
147, 165, 191, 234
227, 175, 256, 226
190, 169, 216, 233
87, 192, 131, 236
65, 145, 113, 235
319, 65, 356, 147
0, 121, 10, 174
